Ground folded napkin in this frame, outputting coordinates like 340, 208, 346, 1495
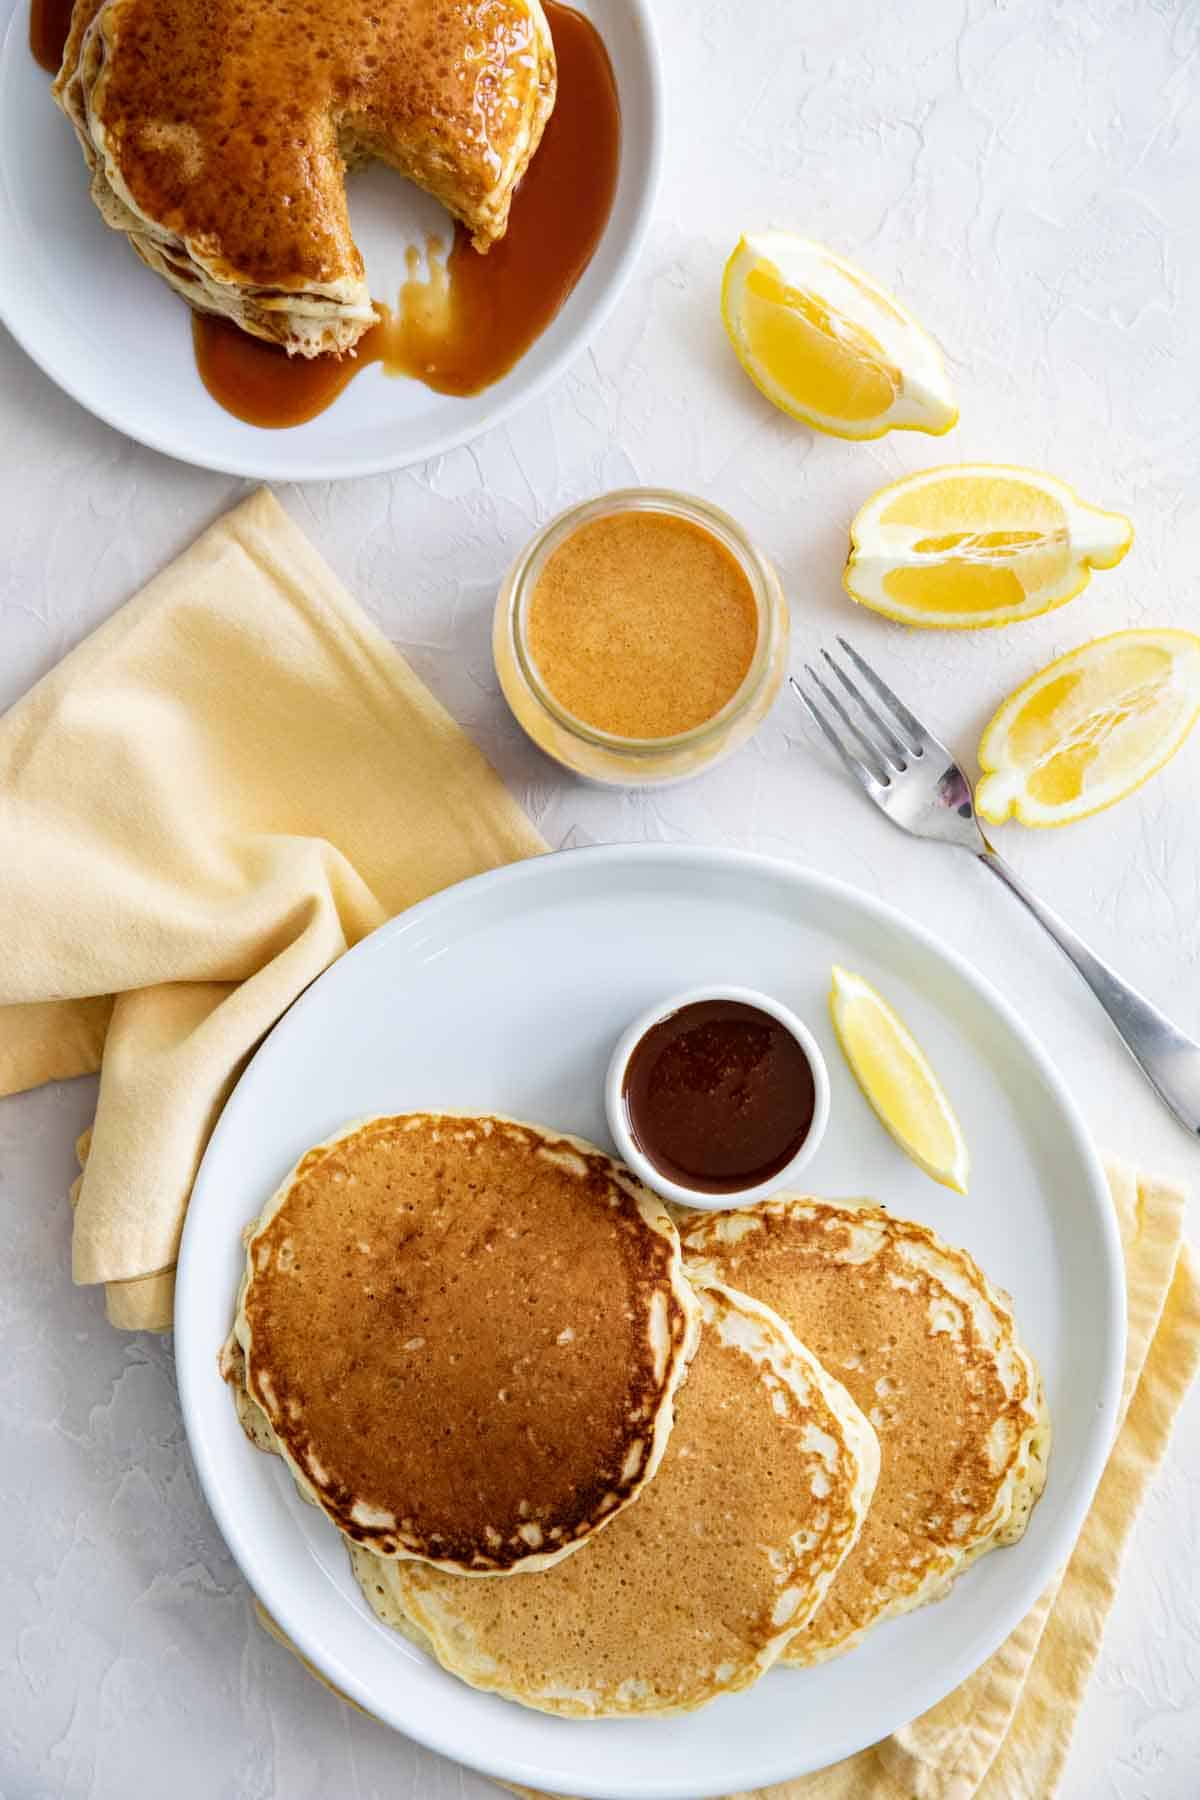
0, 489, 544, 1330
503, 1163, 1197, 1800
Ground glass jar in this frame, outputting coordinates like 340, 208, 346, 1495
493, 488, 789, 787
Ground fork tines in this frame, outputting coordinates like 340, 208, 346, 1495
790, 637, 928, 793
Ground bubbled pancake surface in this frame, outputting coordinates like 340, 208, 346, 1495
233, 1114, 698, 1574
351, 1279, 879, 1717
680, 1198, 1051, 1665
53, 0, 556, 352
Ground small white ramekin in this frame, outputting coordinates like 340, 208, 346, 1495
604, 984, 830, 1211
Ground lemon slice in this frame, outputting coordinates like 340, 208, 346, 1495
829, 966, 969, 1194
844, 464, 1133, 629
976, 629, 1200, 827
720, 234, 957, 440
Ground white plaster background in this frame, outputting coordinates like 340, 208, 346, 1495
2, 0, 1199, 1794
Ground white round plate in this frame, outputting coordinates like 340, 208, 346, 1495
0, 0, 660, 480
176, 845, 1124, 1800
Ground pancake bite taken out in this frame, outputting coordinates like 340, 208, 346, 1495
53, 0, 557, 355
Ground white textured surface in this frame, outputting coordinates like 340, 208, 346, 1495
1, 0, 1198, 1794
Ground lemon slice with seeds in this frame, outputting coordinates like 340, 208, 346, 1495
721, 235, 957, 440
976, 629, 1200, 827
844, 465, 1133, 629
830, 966, 969, 1194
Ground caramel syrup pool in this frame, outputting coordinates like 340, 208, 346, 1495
29, 0, 76, 72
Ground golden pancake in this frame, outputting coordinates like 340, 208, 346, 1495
227, 1114, 699, 1574
680, 1198, 1050, 1664
350, 1279, 880, 1716
54, 0, 556, 354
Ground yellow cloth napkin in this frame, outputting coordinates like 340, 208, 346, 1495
503, 1163, 1198, 1800
0, 488, 544, 1330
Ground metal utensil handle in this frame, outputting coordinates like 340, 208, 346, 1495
978, 849, 1200, 1135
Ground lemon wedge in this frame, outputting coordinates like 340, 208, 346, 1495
720, 234, 957, 440
976, 629, 1200, 827
829, 966, 969, 1194
844, 464, 1133, 629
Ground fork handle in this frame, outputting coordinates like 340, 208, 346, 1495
977, 848, 1200, 1135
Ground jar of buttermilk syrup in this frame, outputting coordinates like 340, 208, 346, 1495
493, 489, 789, 786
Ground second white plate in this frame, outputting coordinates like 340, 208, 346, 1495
176, 845, 1124, 1799
0, 0, 661, 480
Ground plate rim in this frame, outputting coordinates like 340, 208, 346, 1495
0, 0, 664, 481
175, 842, 1126, 1798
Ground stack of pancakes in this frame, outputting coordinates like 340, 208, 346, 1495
53, 0, 556, 355
224, 1113, 1049, 1718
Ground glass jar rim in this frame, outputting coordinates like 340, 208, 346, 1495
505, 487, 784, 756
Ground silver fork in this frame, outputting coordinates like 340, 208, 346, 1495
793, 638, 1200, 1136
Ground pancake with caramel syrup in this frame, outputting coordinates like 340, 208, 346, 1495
53, 0, 556, 354
224, 1114, 699, 1575
680, 1198, 1051, 1664
351, 1279, 880, 1717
